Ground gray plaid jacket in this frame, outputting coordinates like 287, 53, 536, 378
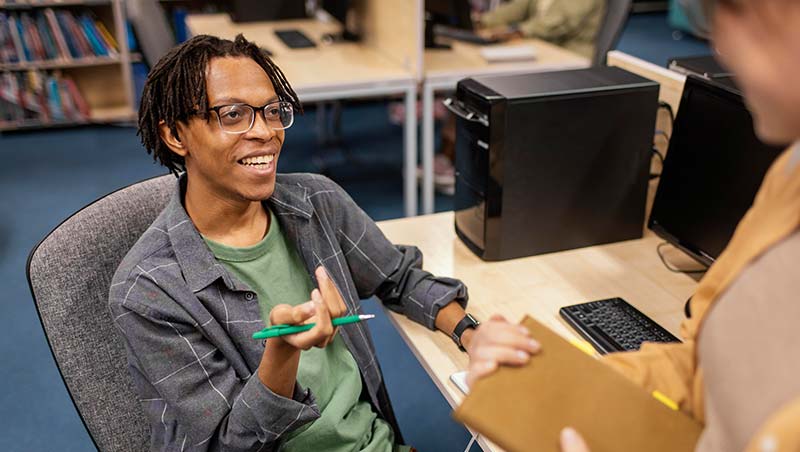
108, 173, 468, 452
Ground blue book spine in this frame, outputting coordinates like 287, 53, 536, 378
125, 20, 138, 53
79, 15, 107, 56
46, 75, 63, 120
14, 14, 31, 62
173, 8, 188, 43
55, 11, 80, 58
35, 14, 58, 60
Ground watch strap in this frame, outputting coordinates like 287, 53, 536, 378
451, 313, 479, 352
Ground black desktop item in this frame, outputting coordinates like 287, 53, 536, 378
230, 0, 306, 23
275, 29, 316, 49
451, 66, 659, 261
321, 0, 359, 42
426, 0, 472, 29
559, 298, 680, 354
648, 75, 784, 266
668, 55, 732, 79
433, 25, 500, 46
322, 0, 349, 24
425, 0, 490, 48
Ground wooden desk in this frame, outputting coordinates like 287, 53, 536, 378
377, 211, 699, 452
420, 40, 590, 214
186, 14, 420, 216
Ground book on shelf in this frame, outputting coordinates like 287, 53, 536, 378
43, 8, 69, 59
1, 8, 118, 65
10, 13, 28, 61
0, 68, 89, 127
0, 12, 20, 63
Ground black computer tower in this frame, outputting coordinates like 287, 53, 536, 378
451, 66, 659, 261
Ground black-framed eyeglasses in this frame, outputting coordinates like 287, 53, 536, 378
207, 100, 294, 134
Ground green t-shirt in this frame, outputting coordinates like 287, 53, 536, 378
203, 208, 407, 452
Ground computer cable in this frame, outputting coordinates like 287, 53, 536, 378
651, 126, 670, 180
658, 101, 675, 127
654, 129, 670, 145
649, 147, 664, 179
656, 242, 708, 274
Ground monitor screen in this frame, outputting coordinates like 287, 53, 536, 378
426, 0, 473, 30
230, 0, 306, 23
648, 76, 785, 266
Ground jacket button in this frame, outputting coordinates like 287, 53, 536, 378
245, 292, 255, 301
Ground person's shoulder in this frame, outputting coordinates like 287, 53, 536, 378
109, 210, 182, 309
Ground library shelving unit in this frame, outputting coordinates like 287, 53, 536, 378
0, 0, 135, 132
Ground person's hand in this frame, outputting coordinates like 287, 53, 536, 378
477, 26, 523, 41
560, 427, 591, 452
465, 314, 541, 388
267, 266, 347, 350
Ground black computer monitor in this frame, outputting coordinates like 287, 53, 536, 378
648, 75, 785, 266
426, 0, 473, 29
321, 0, 360, 42
230, 0, 307, 23
425, 0, 473, 48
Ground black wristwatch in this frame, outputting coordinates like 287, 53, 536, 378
451, 313, 480, 352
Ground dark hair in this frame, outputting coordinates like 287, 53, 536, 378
137, 34, 302, 176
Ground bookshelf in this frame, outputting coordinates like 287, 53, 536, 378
0, 0, 135, 132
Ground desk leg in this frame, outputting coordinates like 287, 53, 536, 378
422, 83, 435, 215
404, 84, 418, 217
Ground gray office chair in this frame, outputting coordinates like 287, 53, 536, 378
26, 174, 174, 452
593, 0, 633, 66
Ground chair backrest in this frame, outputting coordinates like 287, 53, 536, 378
26, 175, 174, 452
593, 0, 633, 66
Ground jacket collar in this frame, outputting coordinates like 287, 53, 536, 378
163, 174, 313, 293
267, 176, 314, 220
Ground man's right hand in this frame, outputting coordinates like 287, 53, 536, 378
267, 266, 347, 351
268, 288, 334, 350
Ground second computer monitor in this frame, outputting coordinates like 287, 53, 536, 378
230, 0, 307, 23
648, 75, 785, 266
426, 0, 473, 30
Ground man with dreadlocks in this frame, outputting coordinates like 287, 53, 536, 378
109, 34, 482, 451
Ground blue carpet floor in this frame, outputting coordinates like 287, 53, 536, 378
0, 12, 708, 452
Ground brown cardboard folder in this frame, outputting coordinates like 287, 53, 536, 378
453, 316, 702, 452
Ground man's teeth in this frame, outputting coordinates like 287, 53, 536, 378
240, 155, 275, 166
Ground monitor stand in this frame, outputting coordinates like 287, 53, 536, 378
425, 17, 452, 49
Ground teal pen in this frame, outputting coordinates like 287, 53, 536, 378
252, 314, 375, 340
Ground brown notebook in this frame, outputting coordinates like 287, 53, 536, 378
453, 316, 702, 452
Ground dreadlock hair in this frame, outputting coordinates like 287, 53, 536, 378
137, 34, 302, 176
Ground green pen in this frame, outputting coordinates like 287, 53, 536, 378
252, 314, 375, 340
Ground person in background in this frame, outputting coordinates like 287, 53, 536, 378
110, 34, 478, 451
466, 0, 800, 451
478, 0, 606, 59
429, 0, 606, 195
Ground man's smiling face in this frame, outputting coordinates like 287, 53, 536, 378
167, 56, 287, 203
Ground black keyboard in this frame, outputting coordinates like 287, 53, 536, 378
433, 25, 500, 45
275, 29, 316, 49
559, 298, 680, 354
